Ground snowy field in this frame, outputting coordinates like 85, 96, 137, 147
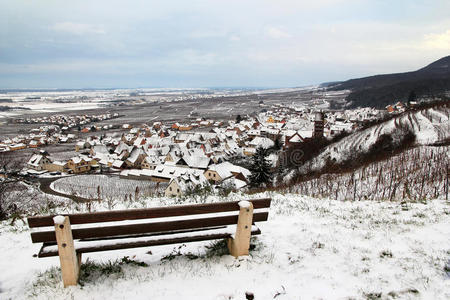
0, 193, 449, 299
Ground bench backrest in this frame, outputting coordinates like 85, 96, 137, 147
28, 198, 271, 244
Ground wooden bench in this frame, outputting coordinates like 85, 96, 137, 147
28, 198, 271, 287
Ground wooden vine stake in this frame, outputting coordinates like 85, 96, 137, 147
53, 215, 81, 287
228, 201, 254, 257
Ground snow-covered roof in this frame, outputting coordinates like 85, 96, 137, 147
249, 136, 274, 149
222, 177, 248, 190
69, 157, 85, 164
112, 160, 125, 168
207, 161, 251, 180
168, 172, 208, 192
27, 154, 48, 166
126, 148, 145, 164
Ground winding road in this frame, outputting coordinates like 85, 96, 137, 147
39, 177, 95, 203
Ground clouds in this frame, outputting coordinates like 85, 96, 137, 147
424, 29, 450, 50
51, 22, 106, 36
0, 0, 449, 88
266, 27, 292, 39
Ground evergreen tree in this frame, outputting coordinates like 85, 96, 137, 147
274, 156, 286, 186
249, 147, 272, 187
408, 90, 417, 103
272, 135, 282, 151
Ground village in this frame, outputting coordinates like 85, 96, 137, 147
8, 102, 390, 198
0, 113, 119, 152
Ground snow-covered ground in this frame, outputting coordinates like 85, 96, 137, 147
1, 193, 449, 299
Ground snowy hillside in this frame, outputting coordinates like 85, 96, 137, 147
1, 193, 449, 299
288, 146, 449, 201
302, 105, 449, 172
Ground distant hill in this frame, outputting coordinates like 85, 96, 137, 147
329, 56, 450, 108
319, 81, 342, 88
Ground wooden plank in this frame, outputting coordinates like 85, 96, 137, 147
28, 198, 271, 228
54, 216, 80, 287
228, 201, 254, 257
31, 212, 269, 243
39, 228, 261, 257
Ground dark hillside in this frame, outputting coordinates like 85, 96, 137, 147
329, 56, 450, 108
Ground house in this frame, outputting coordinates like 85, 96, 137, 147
90, 145, 109, 156
141, 156, 160, 170
247, 130, 261, 139
9, 143, 26, 151
249, 136, 274, 149
178, 124, 193, 131
148, 165, 204, 183
114, 142, 133, 160
174, 133, 192, 143
165, 172, 208, 197
182, 153, 211, 170
75, 141, 90, 152
45, 161, 67, 172
204, 162, 251, 183
125, 148, 147, 168
264, 128, 280, 141
27, 153, 52, 171
29, 140, 41, 148
285, 132, 305, 148
111, 160, 126, 170
67, 157, 91, 174
243, 147, 256, 156
133, 137, 147, 147
0, 145, 10, 152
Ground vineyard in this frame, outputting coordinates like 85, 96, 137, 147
50, 175, 167, 204
285, 146, 449, 202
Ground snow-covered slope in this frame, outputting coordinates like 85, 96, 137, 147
290, 146, 449, 201
305, 105, 449, 172
1, 193, 449, 299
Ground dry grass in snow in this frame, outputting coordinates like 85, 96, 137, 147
0, 193, 449, 299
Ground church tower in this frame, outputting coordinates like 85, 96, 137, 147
313, 112, 324, 138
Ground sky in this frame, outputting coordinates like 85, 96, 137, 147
0, 0, 449, 89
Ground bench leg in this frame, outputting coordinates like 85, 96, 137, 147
54, 216, 80, 287
228, 201, 254, 257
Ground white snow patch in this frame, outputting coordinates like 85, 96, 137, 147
52, 215, 66, 225
238, 200, 251, 209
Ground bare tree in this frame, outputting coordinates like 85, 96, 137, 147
0, 152, 24, 219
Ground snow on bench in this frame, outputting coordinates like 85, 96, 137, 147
39, 225, 261, 257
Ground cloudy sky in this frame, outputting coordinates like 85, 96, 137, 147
0, 0, 449, 88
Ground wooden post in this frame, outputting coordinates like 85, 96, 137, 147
446, 163, 448, 202
53, 216, 80, 287
228, 201, 254, 257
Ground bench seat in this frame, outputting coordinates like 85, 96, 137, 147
38, 225, 261, 257
28, 198, 271, 287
